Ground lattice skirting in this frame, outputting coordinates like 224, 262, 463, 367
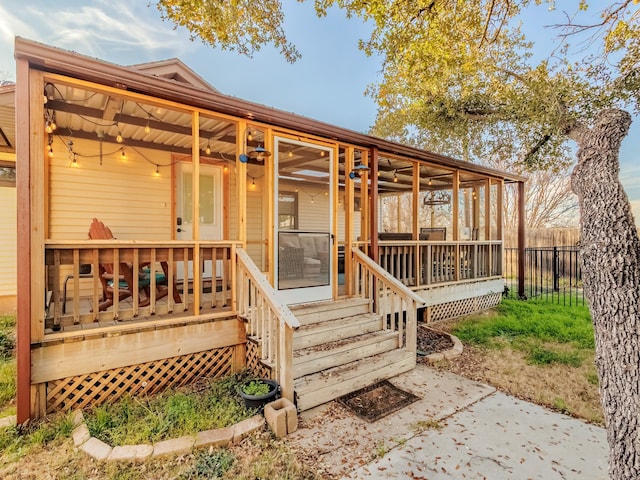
246, 339, 273, 379
45, 346, 237, 414
425, 292, 502, 323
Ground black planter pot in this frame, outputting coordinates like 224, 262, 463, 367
239, 379, 280, 410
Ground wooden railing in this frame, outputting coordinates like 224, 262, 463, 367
44, 240, 240, 330
352, 248, 426, 353
236, 248, 300, 402
378, 240, 503, 287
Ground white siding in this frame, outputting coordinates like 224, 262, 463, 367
48, 138, 172, 240
0, 186, 16, 297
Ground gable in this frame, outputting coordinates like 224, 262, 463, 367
130, 59, 218, 92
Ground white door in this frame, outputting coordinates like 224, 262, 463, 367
176, 163, 223, 280
274, 137, 333, 304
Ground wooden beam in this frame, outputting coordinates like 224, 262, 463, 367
517, 181, 526, 299
452, 171, 460, 241
15, 57, 31, 425
345, 146, 354, 296
370, 147, 379, 261
192, 112, 201, 314
265, 128, 274, 285
237, 121, 247, 245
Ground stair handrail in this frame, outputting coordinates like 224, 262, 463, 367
352, 248, 426, 352
236, 248, 300, 401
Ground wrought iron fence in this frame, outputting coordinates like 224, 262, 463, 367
504, 246, 585, 306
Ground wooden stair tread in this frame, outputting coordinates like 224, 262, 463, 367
294, 330, 398, 361
290, 298, 371, 326
294, 350, 415, 411
293, 314, 383, 350
293, 330, 400, 379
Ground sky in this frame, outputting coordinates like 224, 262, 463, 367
1, 0, 639, 222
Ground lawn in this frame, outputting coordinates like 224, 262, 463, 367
0, 298, 602, 478
437, 298, 602, 424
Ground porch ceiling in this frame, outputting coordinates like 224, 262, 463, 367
46, 82, 239, 159
0, 85, 15, 153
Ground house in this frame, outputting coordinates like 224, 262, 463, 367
0, 82, 16, 316
13, 37, 526, 423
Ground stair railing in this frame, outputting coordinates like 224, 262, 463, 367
236, 248, 300, 401
352, 248, 426, 353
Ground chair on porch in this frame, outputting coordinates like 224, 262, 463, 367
88, 218, 176, 311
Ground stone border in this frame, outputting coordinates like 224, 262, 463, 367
70, 409, 265, 462
0, 414, 16, 429
418, 325, 463, 364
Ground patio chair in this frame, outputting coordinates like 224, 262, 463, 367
88, 218, 173, 311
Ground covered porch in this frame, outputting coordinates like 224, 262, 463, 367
15, 38, 525, 422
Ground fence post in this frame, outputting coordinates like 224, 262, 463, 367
553, 246, 560, 291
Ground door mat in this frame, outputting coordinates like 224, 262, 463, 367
337, 380, 420, 423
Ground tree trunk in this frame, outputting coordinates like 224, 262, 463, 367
570, 108, 640, 479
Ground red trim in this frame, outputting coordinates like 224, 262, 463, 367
15, 57, 32, 424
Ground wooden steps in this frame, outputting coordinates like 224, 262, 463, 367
288, 298, 416, 412
294, 349, 415, 411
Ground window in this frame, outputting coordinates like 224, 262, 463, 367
278, 191, 298, 229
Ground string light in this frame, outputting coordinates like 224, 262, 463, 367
247, 131, 253, 141
250, 177, 256, 189
320, 151, 325, 157
116, 130, 123, 143
47, 135, 54, 158
288, 150, 293, 158
223, 165, 228, 173
120, 147, 127, 161
393, 170, 398, 183
205, 139, 211, 155
44, 111, 57, 133
144, 116, 151, 134
154, 165, 160, 177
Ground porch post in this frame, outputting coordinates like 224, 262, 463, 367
517, 180, 526, 298
369, 147, 379, 262
345, 146, 354, 296
192, 112, 201, 313
15, 57, 32, 424
236, 120, 247, 246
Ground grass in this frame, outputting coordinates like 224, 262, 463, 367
0, 315, 16, 417
0, 411, 76, 465
439, 297, 602, 424
85, 374, 257, 446
452, 298, 593, 366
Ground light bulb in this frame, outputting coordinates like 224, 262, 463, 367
320, 151, 325, 157
223, 165, 228, 173
116, 132, 123, 143
43, 94, 48, 104
144, 122, 151, 134
205, 143, 211, 155
48, 148, 54, 159
288, 150, 293, 158
154, 165, 160, 177
45, 121, 53, 134
247, 132, 253, 141
120, 148, 127, 161
393, 171, 398, 183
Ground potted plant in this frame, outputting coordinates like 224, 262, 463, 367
239, 378, 279, 410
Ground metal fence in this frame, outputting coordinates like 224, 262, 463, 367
504, 246, 586, 306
